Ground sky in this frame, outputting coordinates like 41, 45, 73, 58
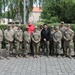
2, 0, 39, 13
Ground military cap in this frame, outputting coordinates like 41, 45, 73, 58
25, 26, 29, 28
51, 25, 54, 28
61, 21, 64, 24
40, 24, 43, 26
55, 26, 59, 29
7, 24, 11, 27
35, 26, 38, 28
18, 24, 21, 27
67, 24, 70, 27
15, 20, 19, 24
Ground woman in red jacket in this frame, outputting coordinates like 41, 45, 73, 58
26, 22, 35, 35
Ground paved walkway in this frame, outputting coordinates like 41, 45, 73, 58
0, 56, 75, 75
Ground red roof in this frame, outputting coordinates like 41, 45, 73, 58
32, 7, 42, 12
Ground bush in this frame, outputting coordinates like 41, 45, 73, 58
72, 20, 75, 24
41, 19, 51, 24
50, 16, 60, 23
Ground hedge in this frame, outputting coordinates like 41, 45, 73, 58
0, 24, 75, 48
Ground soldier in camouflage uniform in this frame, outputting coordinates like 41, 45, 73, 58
32, 26, 41, 58
50, 26, 55, 56
4, 25, 14, 59
53, 26, 62, 57
73, 32, 75, 58
59, 21, 66, 57
0, 29, 3, 59
15, 25, 23, 58
24, 26, 31, 58
11, 22, 18, 54
11, 22, 18, 34
64, 24, 74, 59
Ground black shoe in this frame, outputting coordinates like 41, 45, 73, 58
68, 56, 72, 59
47, 56, 49, 58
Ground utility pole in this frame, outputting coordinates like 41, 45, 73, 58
24, 0, 26, 24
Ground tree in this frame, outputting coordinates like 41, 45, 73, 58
0, 0, 39, 23
0, 0, 2, 19
41, 0, 75, 23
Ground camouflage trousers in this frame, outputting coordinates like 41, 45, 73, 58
15, 41, 22, 55
64, 41, 72, 56
42, 41, 50, 56
74, 43, 75, 55
0, 42, 2, 56
32, 42, 40, 55
6, 42, 13, 56
54, 42, 61, 55
24, 43, 30, 55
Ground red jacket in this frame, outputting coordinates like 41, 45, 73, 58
27, 24, 34, 35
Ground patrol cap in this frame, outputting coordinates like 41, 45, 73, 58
40, 24, 43, 26
12, 21, 15, 24
7, 24, 11, 27
61, 21, 64, 24
25, 26, 29, 28
67, 24, 70, 27
51, 25, 54, 28
55, 26, 59, 29
18, 24, 21, 27
15, 20, 19, 24
35, 26, 38, 28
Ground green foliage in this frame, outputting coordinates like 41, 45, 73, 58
41, 19, 51, 24
0, 0, 36, 23
41, 0, 75, 23
50, 16, 60, 23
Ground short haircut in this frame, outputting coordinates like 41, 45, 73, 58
43, 24, 47, 26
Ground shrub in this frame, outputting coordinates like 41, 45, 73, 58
50, 16, 60, 23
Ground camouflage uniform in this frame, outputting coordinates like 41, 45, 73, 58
32, 26, 41, 57
24, 27, 31, 56
4, 26, 14, 57
11, 24, 18, 51
11, 26, 18, 35
64, 24, 74, 57
53, 26, 62, 56
15, 26, 23, 56
50, 26, 55, 55
59, 27, 66, 55
73, 32, 75, 56
0, 29, 3, 57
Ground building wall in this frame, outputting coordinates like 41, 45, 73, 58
0, 18, 13, 24
29, 12, 41, 23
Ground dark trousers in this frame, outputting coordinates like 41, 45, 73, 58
74, 43, 75, 55
42, 41, 50, 56
30, 39, 34, 55
39, 41, 43, 55
50, 40, 54, 55
61, 38, 65, 55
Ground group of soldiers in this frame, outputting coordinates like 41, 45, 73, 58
0, 21, 74, 59
40, 22, 74, 59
